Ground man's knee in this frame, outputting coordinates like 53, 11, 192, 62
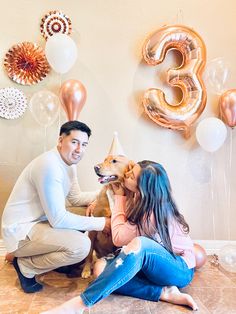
68, 234, 91, 261
78, 235, 91, 259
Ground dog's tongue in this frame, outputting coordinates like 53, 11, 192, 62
98, 175, 117, 184
98, 177, 107, 184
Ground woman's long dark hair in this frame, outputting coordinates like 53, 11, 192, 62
126, 160, 189, 255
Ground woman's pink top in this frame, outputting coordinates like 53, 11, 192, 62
111, 195, 196, 269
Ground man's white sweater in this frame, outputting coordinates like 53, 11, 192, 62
2, 148, 104, 252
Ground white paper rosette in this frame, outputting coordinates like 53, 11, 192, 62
0, 87, 27, 119
40, 10, 72, 39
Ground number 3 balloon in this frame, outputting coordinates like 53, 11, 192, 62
142, 25, 207, 137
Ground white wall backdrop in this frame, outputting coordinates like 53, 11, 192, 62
0, 0, 235, 241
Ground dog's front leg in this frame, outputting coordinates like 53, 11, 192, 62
81, 231, 97, 279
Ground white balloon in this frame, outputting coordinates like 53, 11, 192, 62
196, 117, 227, 152
219, 245, 236, 273
45, 34, 78, 74
29, 91, 60, 127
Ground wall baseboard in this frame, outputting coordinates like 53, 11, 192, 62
193, 240, 236, 255
0, 238, 236, 256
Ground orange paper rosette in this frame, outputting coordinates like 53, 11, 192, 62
4, 42, 51, 85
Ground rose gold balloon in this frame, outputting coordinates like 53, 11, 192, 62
219, 89, 236, 128
193, 243, 207, 269
142, 25, 207, 137
59, 79, 87, 121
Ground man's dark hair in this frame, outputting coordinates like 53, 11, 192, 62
59, 121, 92, 137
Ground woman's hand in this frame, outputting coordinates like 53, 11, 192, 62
109, 182, 126, 196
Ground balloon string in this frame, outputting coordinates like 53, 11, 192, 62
229, 128, 232, 175
210, 155, 216, 240
44, 126, 47, 152
223, 166, 229, 241
220, 111, 230, 240
223, 137, 230, 241
58, 73, 62, 130
177, 8, 184, 24
227, 129, 233, 240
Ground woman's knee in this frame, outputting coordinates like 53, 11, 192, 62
123, 236, 158, 255
123, 236, 143, 255
93, 258, 107, 278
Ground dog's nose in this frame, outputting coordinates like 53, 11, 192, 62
94, 165, 100, 174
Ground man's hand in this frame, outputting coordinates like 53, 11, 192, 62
86, 200, 97, 216
103, 217, 111, 235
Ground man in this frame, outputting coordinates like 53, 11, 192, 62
1, 121, 110, 293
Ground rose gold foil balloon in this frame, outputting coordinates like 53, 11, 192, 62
193, 243, 207, 269
59, 79, 87, 121
219, 89, 236, 128
142, 25, 207, 137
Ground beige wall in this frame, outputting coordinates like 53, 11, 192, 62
0, 0, 235, 240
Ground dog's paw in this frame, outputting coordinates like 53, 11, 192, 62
81, 264, 92, 278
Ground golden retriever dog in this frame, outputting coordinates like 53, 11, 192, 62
81, 155, 130, 278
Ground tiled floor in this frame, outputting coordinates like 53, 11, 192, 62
0, 256, 236, 314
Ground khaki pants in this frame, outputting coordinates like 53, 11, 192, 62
13, 221, 91, 278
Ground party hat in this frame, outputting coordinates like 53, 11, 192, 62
108, 131, 125, 156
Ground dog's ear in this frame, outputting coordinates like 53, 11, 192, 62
127, 161, 136, 170
124, 160, 136, 176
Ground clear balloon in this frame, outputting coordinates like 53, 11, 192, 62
196, 117, 227, 152
204, 57, 230, 95
59, 79, 87, 121
219, 89, 236, 128
219, 245, 236, 273
142, 24, 207, 137
45, 33, 78, 74
29, 90, 60, 127
193, 243, 207, 269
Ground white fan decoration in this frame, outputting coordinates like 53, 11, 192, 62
40, 10, 72, 39
0, 87, 27, 119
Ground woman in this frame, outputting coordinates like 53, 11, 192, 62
43, 161, 198, 313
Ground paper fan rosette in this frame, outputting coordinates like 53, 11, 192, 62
40, 10, 72, 39
4, 42, 51, 85
0, 87, 27, 119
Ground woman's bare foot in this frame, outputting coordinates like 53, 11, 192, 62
160, 286, 198, 311
41, 296, 86, 314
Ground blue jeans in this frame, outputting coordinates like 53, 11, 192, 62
81, 236, 194, 307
